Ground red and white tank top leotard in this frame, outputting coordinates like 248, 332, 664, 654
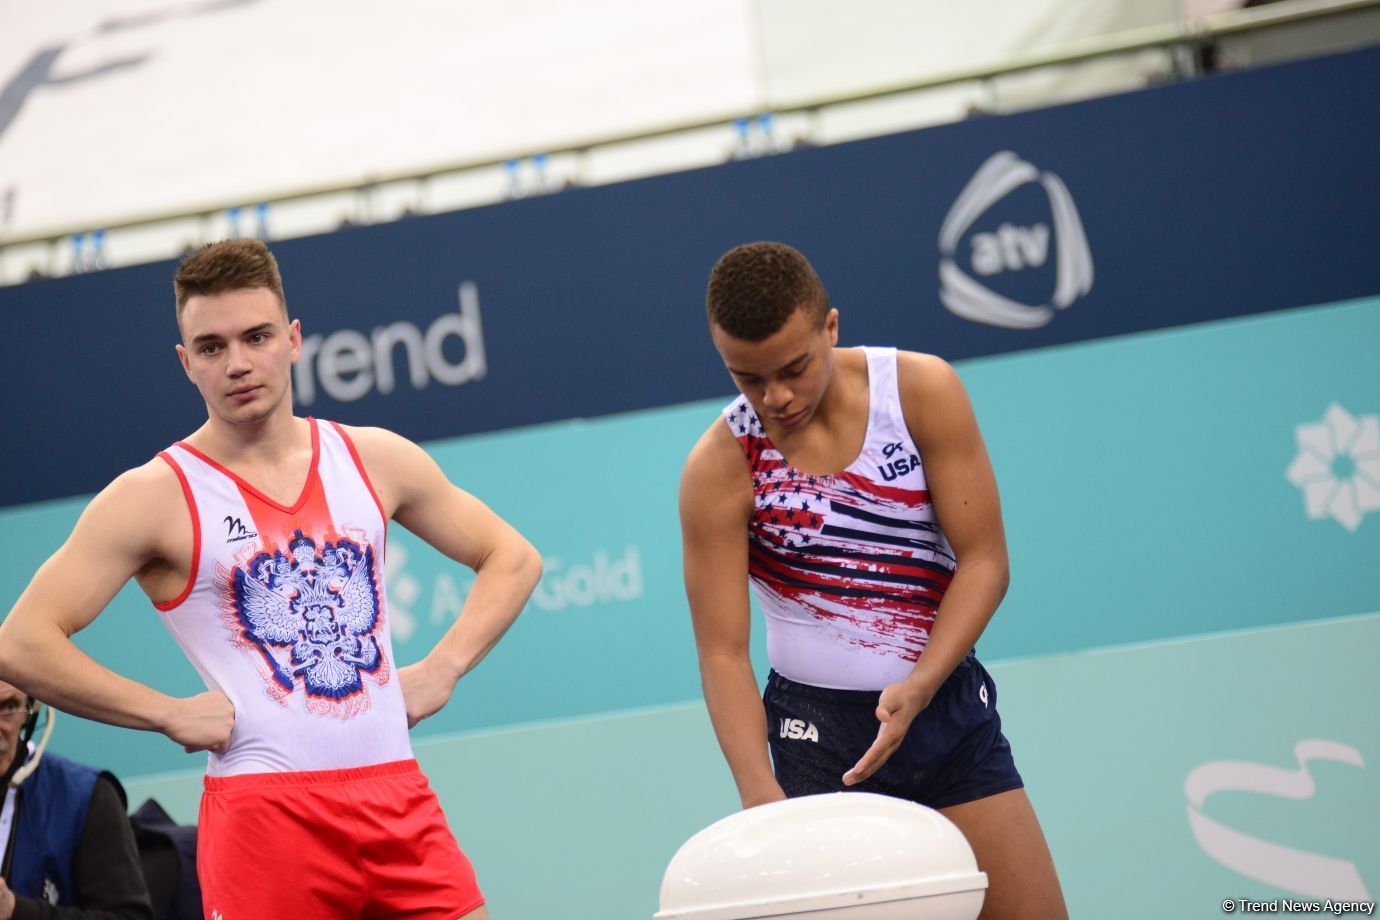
156, 418, 411, 776
724, 347, 957, 691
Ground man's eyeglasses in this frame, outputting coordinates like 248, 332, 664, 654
0, 701, 33, 722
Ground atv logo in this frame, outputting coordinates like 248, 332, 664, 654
938, 151, 1093, 330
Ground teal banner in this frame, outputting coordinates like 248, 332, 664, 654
1002, 613, 1379, 919
124, 614, 1380, 918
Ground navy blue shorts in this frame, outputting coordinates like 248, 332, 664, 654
764, 656, 1024, 809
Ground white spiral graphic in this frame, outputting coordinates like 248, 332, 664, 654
1184, 739, 1370, 900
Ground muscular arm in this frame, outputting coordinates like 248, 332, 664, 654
348, 427, 542, 724
844, 353, 1009, 785
6, 776, 155, 920
680, 422, 783, 809
0, 465, 233, 752
898, 352, 1009, 691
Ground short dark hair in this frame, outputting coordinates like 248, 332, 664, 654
173, 239, 287, 324
706, 241, 830, 341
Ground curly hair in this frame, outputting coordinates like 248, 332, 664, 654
174, 239, 287, 324
706, 241, 830, 341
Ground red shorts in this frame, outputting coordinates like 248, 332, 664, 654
198, 759, 484, 919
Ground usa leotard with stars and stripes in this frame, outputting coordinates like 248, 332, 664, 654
724, 346, 957, 691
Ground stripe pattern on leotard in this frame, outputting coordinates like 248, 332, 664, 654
725, 347, 956, 690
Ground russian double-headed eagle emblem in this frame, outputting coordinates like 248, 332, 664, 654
231, 530, 382, 700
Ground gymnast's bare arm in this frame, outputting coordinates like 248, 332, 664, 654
843, 352, 1009, 786
343, 425, 543, 727
680, 420, 786, 809
0, 459, 234, 753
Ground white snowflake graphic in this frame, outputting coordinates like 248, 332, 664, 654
384, 541, 420, 641
1286, 403, 1380, 532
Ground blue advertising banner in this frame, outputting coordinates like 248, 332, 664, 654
3, 45, 1378, 509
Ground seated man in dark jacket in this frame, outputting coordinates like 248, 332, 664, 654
0, 679, 153, 920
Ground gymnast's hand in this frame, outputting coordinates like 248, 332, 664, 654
398, 657, 457, 728
842, 677, 937, 786
165, 690, 235, 754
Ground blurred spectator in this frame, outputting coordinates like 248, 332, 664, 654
0, 680, 153, 920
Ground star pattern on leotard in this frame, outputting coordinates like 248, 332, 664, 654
733, 400, 833, 548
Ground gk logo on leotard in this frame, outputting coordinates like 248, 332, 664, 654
231, 530, 383, 702
878, 440, 921, 482
937, 151, 1093, 330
